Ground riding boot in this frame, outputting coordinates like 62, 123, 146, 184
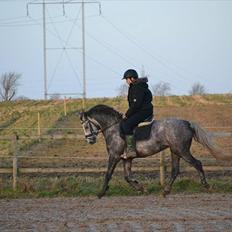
121, 135, 137, 159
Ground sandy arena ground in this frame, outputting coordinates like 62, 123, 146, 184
0, 194, 231, 232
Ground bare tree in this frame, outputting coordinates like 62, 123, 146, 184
152, 82, 171, 96
0, 72, 21, 101
189, 82, 206, 95
117, 83, 128, 97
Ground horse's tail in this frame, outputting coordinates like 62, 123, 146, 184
190, 121, 231, 161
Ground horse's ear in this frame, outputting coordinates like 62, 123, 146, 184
78, 110, 87, 121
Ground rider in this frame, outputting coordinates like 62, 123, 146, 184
120, 69, 153, 159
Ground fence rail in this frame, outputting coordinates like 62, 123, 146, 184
0, 134, 84, 140
0, 131, 231, 141
1, 166, 232, 175
0, 130, 231, 190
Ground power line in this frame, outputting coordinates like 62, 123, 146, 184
42, 13, 135, 85
5, 7, 188, 91
0, 17, 72, 27
65, 15, 139, 68
0, 16, 28, 22
28, 15, 78, 44
99, 14, 200, 87
83, 51, 121, 76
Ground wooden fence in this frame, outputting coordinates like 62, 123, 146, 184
0, 131, 231, 190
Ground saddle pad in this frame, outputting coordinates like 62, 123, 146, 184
134, 121, 154, 141
137, 119, 154, 127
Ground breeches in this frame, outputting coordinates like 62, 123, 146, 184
120, 109, 153, 135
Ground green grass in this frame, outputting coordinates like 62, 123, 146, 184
0, 176, 232, 199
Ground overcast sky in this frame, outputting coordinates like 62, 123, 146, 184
0, 0, 232, 99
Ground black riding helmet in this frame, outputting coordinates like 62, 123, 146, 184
122, 69, 138, 80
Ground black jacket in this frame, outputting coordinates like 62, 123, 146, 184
125, 77, 153, 118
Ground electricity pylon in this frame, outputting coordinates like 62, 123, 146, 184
27, 0, 101, 108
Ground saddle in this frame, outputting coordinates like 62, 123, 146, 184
120, 115, 154, 141
134, 115, 154, 141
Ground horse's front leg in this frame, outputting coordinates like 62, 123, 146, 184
97, 155, 121, 199
123, 159, 144, 193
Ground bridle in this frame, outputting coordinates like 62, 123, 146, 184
81, 116, 120, 139
81, 117, 101, 139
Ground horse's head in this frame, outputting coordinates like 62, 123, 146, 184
79, 111, 101, 144
79, 105, 123, 144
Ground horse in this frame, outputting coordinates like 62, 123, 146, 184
79, 104, 224, 198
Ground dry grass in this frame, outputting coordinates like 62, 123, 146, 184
0, 94, 231, 170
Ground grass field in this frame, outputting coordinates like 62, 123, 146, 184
0, 175, 232, 198
0, 94, 232, 197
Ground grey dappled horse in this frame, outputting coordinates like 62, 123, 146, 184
80, 104, 220, 198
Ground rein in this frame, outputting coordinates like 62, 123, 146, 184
83, 117, 121, 136
98, 120, 121, 133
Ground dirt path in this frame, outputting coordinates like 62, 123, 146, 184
0, 194, 231, 232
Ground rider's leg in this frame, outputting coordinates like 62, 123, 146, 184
121, 134, 137, 159
120, 110, 153, 159
120, 114, 141, 159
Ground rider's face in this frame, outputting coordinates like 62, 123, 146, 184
126, 78, 133, 85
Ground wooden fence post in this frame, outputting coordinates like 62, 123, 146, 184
82, 96, 85, 110
160, 151, 165, 187
64, 97, 67, 116
12, 133, 19, 190
37, 112, 41, 137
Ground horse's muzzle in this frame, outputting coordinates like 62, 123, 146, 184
86, 136, 96, 144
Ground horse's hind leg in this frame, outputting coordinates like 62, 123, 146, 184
123, 159, 144, 193
163, 152, 180, 196
182, 151, 209, 189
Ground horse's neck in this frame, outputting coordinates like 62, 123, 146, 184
103, 123, 120, 140
103, 124, 124, 149
93, 114, 119, 129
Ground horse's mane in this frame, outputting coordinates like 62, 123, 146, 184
86, 104, 123, 121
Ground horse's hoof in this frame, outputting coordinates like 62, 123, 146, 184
161, 188, 170, 198
97, 193, 103, 199
143, 188, 149, 195
204, 183, 210, 189
97, 186, 109, 199
204, 184, 213, 193
161, 191, 167, 198
164, 187, 171, 194
137, 186, 144, 194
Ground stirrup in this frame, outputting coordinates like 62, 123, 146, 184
121, 153, 128, 159
121, 151, 137, 159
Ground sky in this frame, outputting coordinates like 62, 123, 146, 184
0, 0, 232, 99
